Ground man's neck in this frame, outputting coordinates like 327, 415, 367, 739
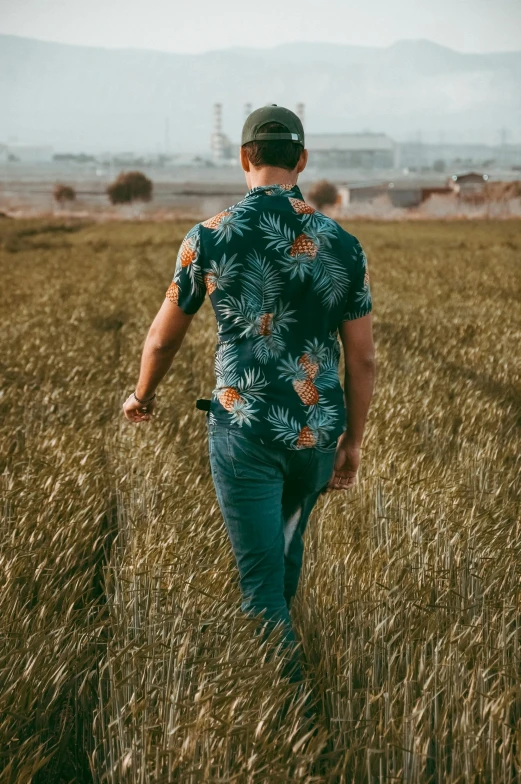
245, 166, 298, 191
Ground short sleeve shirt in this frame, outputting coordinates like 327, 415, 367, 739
166, 183, 372, 450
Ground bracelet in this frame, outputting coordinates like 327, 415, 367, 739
133, 390, 156, 405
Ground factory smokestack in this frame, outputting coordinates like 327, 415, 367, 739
296, 102, 305, 127
211, 102, 224, 162
213, 103, 222, 134
244, 103, 252, 120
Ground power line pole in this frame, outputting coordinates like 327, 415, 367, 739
164, 117, 170, 156
499, 127, 507, 169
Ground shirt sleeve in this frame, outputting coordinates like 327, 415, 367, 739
165, 223, 206, 315
340, 238, 373, 321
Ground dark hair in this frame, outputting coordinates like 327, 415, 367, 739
242, 122, 303, 170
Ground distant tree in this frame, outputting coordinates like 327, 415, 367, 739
307, 179, 339, 210
53, 183, 76, 204
106, 171, 153, 205
433, 159, 446, 173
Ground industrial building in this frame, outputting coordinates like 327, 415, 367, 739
305, 133, 398, 170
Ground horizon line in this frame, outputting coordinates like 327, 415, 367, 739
1, 30, 520, 58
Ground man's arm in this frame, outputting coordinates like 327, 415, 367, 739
326, 313, 376, 491
122, 299, 195, 422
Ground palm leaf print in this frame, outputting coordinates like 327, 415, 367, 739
301, 212, 338, 245
278, 253, 315, 282
227, 398, 261, 427
306, 404, 338, 445
312, 249, 350, 308
229, 366, 268, 427
355, 278, 372, 310
229, 194, 261, 213
205, 252, 239, 293
220, 263, 296, 356
242, 251, 284, 313
271, 300, 297, 332
314, 367, 340, 393
186, 256, 205, 297
214, 342, 240, 389
311, 345, 341, 393
266, 405, 302, 448
354, 243, 372, 309
252, 331, 286, 363
301, 337, 330, 364
277, 355, 309, 383
213, 209, 251, 244
236, 367, 269, 399
213, 345, 267, 427
219, 294, 258, 337
357, 242, 369, 269
259, 213, 295, 253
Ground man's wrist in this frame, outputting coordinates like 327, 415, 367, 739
340, 432, 362, 448
134, 387, 157, 403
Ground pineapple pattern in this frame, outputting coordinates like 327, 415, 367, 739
289, 197, 316, 215
289, 233, 319, 259
179, 237, 197, 267
204, 252, 239, 295
165, 182, 372, 448
201, 207, 251, 244
170, 222, 204, 303
258, 211, 349, 308
213, 342, 268, 427
265, 184, 295, 196
278, 355, 320, 405
165, 280, 179, 304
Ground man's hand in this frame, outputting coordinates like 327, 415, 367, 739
123, 393, 156, 423
323, 437, 361, 492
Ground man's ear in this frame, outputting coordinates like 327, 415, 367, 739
296, 148, 308, 174
240, 147, 251, 172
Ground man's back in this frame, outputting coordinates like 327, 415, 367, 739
126, 106, 376, 688
166, 182, 372, 449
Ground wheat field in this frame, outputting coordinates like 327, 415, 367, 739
1, 217, 520, 783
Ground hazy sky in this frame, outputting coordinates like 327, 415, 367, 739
1, 0, 520, 54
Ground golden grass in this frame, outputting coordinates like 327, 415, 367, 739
1, 217, 520, 782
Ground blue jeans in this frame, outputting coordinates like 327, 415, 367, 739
207, 417, 338, 683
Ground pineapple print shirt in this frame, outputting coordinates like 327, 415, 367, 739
166, 183, 372, 450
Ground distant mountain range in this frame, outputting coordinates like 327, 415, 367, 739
1, 34, 520, 153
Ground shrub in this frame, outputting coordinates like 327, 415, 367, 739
307, 179, 339, 210
53, 183, 76, 204
106, 171, 153, 205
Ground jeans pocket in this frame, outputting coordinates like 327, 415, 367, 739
227, 430, 280, 480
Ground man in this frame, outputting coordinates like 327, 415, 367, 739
123, 105, 376, 688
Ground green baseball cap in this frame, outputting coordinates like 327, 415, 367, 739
241, 104, 305, 146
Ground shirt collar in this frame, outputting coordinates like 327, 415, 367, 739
243, 182, 304, 200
